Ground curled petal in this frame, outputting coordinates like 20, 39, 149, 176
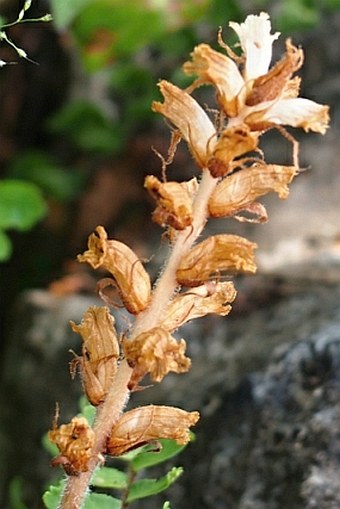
230, 12, 280, 81
78, 226, 151, 314
176, 234, 257, 287
145, 175, 198, 230
123, 327, 191, 386
208, 125, 259, 177
183, 43, 245, 117
161, 281, 237, 331
234, 202, 269, 223
107, 405, 200, 456
70, 306, 119, 406
262, 98, 330, 133
208, 162, 298, 218
246, 39, 303, 106
49, 417, 94, 475
152, 80, 216, 167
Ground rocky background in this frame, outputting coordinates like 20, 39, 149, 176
1, 4, 340, 509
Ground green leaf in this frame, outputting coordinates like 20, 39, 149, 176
41, 433, 59, 458
0, 229, 12, 261
43, 480, 65, 509
8, 477, 29, 509
8, 151, 84, 202
131, 438, 190, 473
127, 467, 183, 502
0, 180, 47, 231
43, 481, 121, 509
50, 0, 92, 29
163, 502, 171, 509
84, 493, 121, 509
92, 466, 128, 489
78, 397, 96, 425
48, 101, 122, 154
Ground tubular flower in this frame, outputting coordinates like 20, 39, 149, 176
176, 234, 257, 287
70, 306, 120, 406
78, 226, 151, 314
182, 12, 329, 135
107, 405, 199, 456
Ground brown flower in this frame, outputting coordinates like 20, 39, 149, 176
70, 306, 119, 406
123, 327, 191, 388
107, 405, 199, 456
78, 226, 151, 314
176, 234, 257, 287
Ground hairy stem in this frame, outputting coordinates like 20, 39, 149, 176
59, 168, 217, 509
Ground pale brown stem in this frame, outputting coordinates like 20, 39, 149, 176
59, 168, 218, 509
133, 168, 218, 336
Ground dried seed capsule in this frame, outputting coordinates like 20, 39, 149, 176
176, 234, 257, 287
208, 162, 298, 218
78, 226, 151, 314
70, 306, 119, 406
107, 405, 199, 456
49, 417, 95, 475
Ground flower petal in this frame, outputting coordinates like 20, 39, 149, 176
262, 98, 330, 133
152, 80, 216, 167
183, 43, 245, 117
229, 12, 280, 81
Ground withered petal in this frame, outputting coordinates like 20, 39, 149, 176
208, 162, 298, 218
70, 306, 119, 406
176, 234, 257, 287
152, 80, 216, 168
145, 175, 198, 230
78, 226, 151, 314
49, 417, 94, 474
107, 405, 199, 456
161, 281, 237, 331
183, 43, 245, 117
123, 327, 191, 385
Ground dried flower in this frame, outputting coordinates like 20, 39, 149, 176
123, 327, 191, 388
184, 12, 329, 135
78, 226, 151, 314
208, 162, 297, 219
145, 175, 198, 230
107, 405, 199, 456
176, 234, 257, 287
161, 281, 237, 331
49, 417, 95, 475
70, 306, 119, 406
